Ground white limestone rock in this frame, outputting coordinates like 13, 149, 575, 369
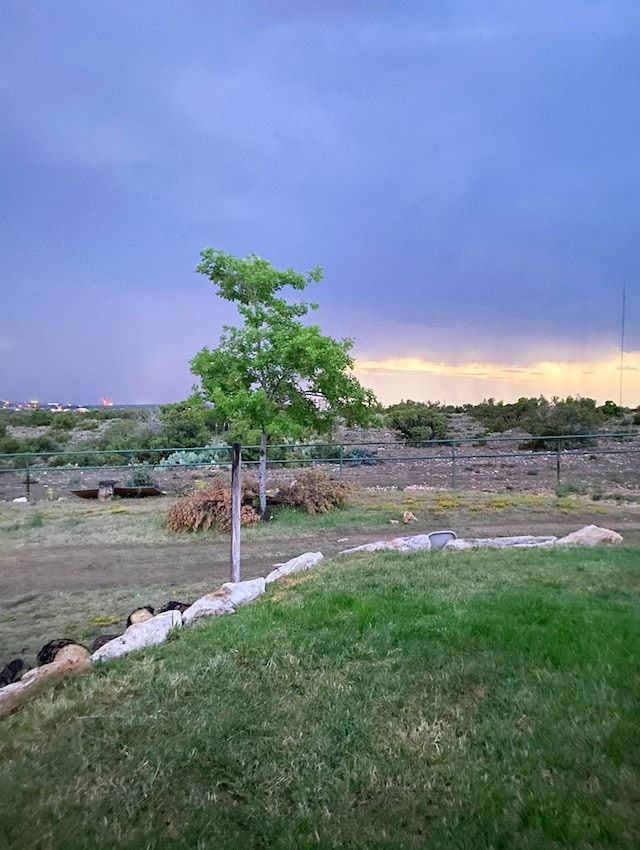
221, 578, 266, 607
338, 541, 392, 555
556, 525, 623, 546
265, 552, 324, 583
91, 610, 182, 661
445, 535, 557, 550
339, 535, 432, 555
181, 596, 235, 624
181, 578, 266, 624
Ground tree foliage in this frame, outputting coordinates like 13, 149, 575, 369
190, 249, 377, 515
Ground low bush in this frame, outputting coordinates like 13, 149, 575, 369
384, 400, 450, 442
48, 412, 77, 432
123, 470, 160, 489
158, 445, 231, 467
555, 480, 584, 497
343, 447, 381, 466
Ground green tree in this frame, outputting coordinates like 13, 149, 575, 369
191, 249, 378, 516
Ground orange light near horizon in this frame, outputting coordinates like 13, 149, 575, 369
100, 397, 114, 406
352, 351, 640, 407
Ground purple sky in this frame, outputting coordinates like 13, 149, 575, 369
1, 1, 639, 406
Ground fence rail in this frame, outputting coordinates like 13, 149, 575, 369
1, 431, 639, 501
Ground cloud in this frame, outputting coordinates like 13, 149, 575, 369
353, 351, 640, 406
1, 1, 639, 406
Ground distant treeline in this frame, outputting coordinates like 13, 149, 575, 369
0, 396, 637, 468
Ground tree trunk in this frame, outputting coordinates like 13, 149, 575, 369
259, 431, 268, 519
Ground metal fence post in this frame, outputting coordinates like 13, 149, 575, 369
25, 459, 30, 500
451, 441, 456, 489
556, 440, 561, 484
339, 443, 343, 478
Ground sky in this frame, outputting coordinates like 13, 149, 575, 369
1, 0, 639, 408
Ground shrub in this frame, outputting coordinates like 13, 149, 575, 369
272, 469, 352, 514
49, 412, 77, 431
22, 434, 63, 455
384, 400, 449, 443
96, 419, 153, 452
555, 481, 583, 497
157, 399, 224, 448
343, 447, 381, 466
159, 445, 231, 467
123, 470, 160, 489
465, 397, 545, 433
165, 475, 259, 532
24, 408, 54, 426
0, 427, 21, 455
306, 443, 341, 462
468, 396, 613, 442
598, 400, 626, 419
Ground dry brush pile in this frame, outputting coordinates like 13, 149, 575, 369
165, 469, 352, 532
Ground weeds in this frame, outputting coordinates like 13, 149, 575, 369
555, 480, 584, 497
89, 615, 120, 628
25, 511, 44, 529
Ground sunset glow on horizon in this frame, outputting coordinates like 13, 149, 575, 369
353, 350, 640, 408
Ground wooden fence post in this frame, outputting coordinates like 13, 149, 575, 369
230, 443, 241, 582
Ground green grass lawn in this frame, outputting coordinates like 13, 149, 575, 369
1, 546, 639, 849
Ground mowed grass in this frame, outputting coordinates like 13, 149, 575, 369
1, 546, 639, 849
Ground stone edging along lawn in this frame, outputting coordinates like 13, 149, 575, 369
0, 524, 623, 720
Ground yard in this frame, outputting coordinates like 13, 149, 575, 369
2, 487, 640, 662
0, 537, 639, 848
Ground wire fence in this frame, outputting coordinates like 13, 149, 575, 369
1, 431, 639, 501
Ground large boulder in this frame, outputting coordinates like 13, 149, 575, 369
91, 610, 182, 661
556, 525, 623, 546
182, 578, 266, 625
265, 552, 324, 584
